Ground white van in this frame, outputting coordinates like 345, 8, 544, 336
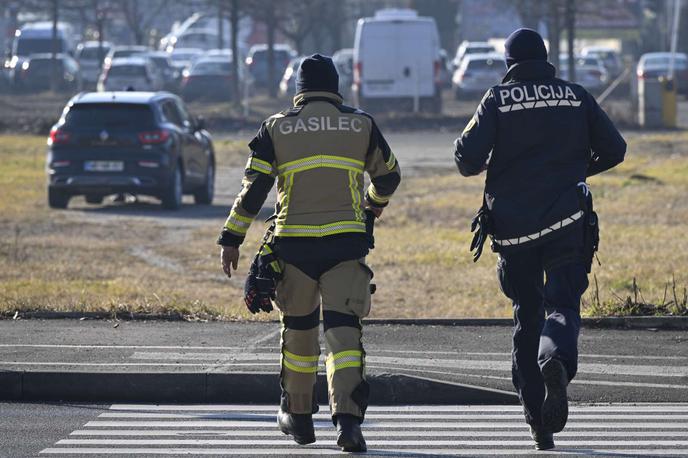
353, 9, 441, 113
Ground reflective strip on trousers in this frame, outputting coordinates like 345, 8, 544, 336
326, 350, 363, 372
278, 155, 365, 175
282, 350, 319, 374
493, 210, 584, 247
224, 211, 253, 235
275, 221, 366, 237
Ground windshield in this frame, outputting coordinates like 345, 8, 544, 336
467, 46, 495, 55
191, 61, 232, 74
644, 56, 688, 68
64, 103, 155, 128
466, 58, 504, 70
79, 46, 110, 60
15, 38, 65, 56
109, 65, 147, 77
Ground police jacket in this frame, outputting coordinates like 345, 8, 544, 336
218, 91, 401, 247
454, 60, 626, 249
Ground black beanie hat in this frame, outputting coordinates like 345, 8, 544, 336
504, 28, 548, 68
296, 53, 339, 95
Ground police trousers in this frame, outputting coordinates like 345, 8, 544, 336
272, 236, 372, 420
496, 227, 589, 426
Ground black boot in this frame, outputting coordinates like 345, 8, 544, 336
529, 425, 555, 450
335, 414, 366, 452
541, 358, 569, 433
277, 408, 315, 445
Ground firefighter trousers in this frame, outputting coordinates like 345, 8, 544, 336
273, 257, 373, 420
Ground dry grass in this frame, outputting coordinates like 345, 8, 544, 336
1, 131, 687, 318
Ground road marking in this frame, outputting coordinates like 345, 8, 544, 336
41, 404, 688, 456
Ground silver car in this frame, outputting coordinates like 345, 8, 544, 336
452, 53, 505, 99
97, 57, 163, 92
75, 41, 111, 85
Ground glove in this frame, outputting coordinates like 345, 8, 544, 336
470, 206, 491, 262
244, 256, 274, 314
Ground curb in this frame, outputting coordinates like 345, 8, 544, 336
0, 371, 519, 405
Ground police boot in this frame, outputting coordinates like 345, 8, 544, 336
529, 425, 555, 450
277, 409, 315, 445
335, 414, 367, 452
541, 358, 569, 433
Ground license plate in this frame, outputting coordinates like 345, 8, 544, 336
84, 161, 124, 172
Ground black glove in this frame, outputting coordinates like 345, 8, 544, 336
244, 255, 275, 314
470, 205, 492, 262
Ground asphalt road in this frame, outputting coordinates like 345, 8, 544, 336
1, 320, 686, 403
3, 402, 688, 457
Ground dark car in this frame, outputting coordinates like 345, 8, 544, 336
146, 51, 182, 92
181, 57, 235, 101
245, 44, 295, 91
47, 91, 215, 210
15, 54, 82, 93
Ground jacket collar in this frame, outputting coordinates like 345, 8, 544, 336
293, 91, 343, 106
502, 60, 556, 83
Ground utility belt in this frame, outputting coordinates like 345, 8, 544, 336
244, 210, 377, 314
470, 183, 600, 271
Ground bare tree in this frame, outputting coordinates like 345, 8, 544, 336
116, 0, 166, 45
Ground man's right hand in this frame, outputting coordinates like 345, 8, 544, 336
221, 246, 240, 278
364, 200, 383, 218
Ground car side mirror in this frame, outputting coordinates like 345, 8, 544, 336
195, 116, 205, 131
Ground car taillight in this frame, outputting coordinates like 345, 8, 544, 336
48, 128, 70, 145
138, 160, 160, 168
138, 130, 170, 144
354, 62, 362, 85
637, 70, 645, 79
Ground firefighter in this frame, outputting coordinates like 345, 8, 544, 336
218, 54, 401, 452
453, 29, 626, 450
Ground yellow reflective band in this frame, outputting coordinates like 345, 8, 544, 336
275, 221, 366, 238
385, 152, 397, 171
349, 170, 364, 222
367, 185, 390, 205
326, 350, 363, 372
224, 211, 253, 234
283, 350, 319, 362
248, 157, 274, 175
278, 155, 365, 175
282, 350, 319, 374
259, 245, 282, 274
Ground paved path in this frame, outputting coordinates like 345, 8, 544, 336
35, 403, 688, 456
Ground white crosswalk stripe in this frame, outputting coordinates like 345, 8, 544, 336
40, 404, 688, 456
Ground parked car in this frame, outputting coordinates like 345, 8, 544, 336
169, 30, 219, 51
145, 51, 181, 92
14, 54, 82, 93
46, 91, 215, 210
245, 43, 296, 91
9, 22, 77, 83
452, 53, 505, 99
169, 47, 204, 71
452, 41, 497, 71
97, 57, 163, 92
582, 46, 623, 79
558, 55, 609, 93
181, 57, 236, 101
636, 52, 688, 95
103, 46, 150, 68
75, 41, 112, 86
333, 48, 354, 99
279, 56, 304, 97
353, 9, 442, 113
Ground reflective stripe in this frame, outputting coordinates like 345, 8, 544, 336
278, 155, 365, 175
367, 185, 390, 205
385, 152, 397, 171
326, 350, 363, 372
259, 245, 282, 274
493, 210, 584, 247
224, 211, 253, 235
282, 350, 319, 374
275, 221, 366, 237
248, 157, 274, 175
349, 170, 364, 222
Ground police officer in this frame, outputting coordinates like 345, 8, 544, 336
218, 54, 401, 452
453, 29, 626, 450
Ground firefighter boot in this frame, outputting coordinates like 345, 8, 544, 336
530, 425, 555, 450
277, 408, 315, 445
541, 358, 569, 433
335, 414, 367, 452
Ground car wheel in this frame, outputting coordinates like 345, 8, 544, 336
85, 194, 104, 205
48, 187, 70, 209
194, 161, 215, 205
161, 166, 183, 210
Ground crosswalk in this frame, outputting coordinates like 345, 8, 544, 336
40, 404, 688, 456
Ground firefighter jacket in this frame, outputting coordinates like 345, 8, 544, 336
454, 60, 626, 250
218, 91, 401, 247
